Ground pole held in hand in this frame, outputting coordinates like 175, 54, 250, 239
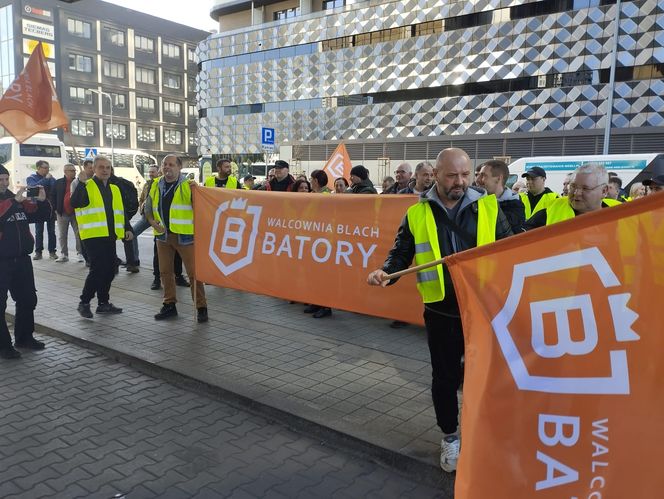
381, 257, 446, 281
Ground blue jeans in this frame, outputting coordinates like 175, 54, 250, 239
131, 215, 152, 263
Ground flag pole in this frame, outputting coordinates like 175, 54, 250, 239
381, 257, 445, 281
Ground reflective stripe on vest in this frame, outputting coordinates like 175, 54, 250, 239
546, 197, 621, 225
521, 191, 558, 219
406, 195, 498, 303
75, 181, 125, 240
204, 176, 237, 189
149, 177, 194, 235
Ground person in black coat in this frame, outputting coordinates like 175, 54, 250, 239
0, 164, 52, 359
475, 159, 526, 233
349, 165, 378, 194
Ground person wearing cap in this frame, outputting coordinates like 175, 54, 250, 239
349, 165, 377, 194
242, 174, 256, 190
367, 148, 512, 472
523, 163, 621, 230
476, 159, 526, 233
520, 166, 558, 219
266, 160, 295, 191
643, 174, 664, 195
0, 164, 52, 359
204, 158, 240, 189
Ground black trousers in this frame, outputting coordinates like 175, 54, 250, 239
34, 217, 56, 253
152, 239, 182, 278
424, 308, 465, 434
0, 256, 38, 349
123, 239, 138, 266
80, 238, 117, 305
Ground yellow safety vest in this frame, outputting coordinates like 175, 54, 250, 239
204, 175, 238, 189
406, 195, 498, 303
546, 197, 622, 225
75, 180, 125, 240
520, 191, 558, 219
149, 177, 194, 235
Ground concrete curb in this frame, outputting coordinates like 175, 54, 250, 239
8, 314, 455, 495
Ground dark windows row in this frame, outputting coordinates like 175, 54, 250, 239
201, 63, 661, 118
70, 119, 184, 145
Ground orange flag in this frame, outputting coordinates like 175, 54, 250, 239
0, 42, 68, 142
322, 143, 352, 188
446, 194, 664, 498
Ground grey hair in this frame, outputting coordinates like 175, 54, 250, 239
573, 162, 609, 186
93, 155, 111, 167
415, 161, 433, 173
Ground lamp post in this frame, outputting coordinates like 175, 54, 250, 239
603, 0, 622, 155
86, 89, 114, 166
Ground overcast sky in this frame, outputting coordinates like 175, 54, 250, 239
102, 0, 218, 32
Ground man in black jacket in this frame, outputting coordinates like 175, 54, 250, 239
110, 169, 139, 272
267, 160, 295, 191
349, 165, 377, 194
0, 164, 52, 359
53, 163, 83, 262
476, 159, 526, 233
367, 148, 512, 473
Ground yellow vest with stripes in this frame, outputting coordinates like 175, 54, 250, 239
406, 195, 498, 303
546, 197, 622, 225
75, 180, 125, 240
149, 177, 194, 235
204, 175, 238, 189
520, 191, 558, 219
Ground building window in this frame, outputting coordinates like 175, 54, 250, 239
188, 134, 197, 146
110, 93, 126, 109
164, 101, 182, 117
188, 104, 197, 117
135, 35, 154, 53
136, 96, 155, 112
164, 129, 182, 145
105, 123, 127, 140
188, 78, 196, 93
105, 27, 125, 47
274, 7, 299, 20
69, 86, 93, 105
68, 54, 92, 73
136, 67, 155, 84
137, 126, 156, 142
187, 48, 197, 63
162, 42, 180, 58
163, 73, 181, 89
103, 61, 125, 79
323, 0, 345, 9
71, 119, 94, 137
67, 18, 91, 38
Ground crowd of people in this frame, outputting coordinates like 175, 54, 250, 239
1, 149, 661, 476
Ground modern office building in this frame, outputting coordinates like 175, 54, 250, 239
0, 0, 209, 165
201, 0, 664, 177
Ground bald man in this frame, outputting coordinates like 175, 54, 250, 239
368, 148, 512, 472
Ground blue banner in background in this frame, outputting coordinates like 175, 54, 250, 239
525, 160, 648, 171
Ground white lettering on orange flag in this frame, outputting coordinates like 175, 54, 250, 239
322, 143, 352, 188
446, 193, 664, 499
0, 41, 68, 142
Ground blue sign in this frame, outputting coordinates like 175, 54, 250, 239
525, 160, 647, 171
84, 147, 98, 159
261, 127, 275, 146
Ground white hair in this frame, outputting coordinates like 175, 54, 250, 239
573, 162, 609, 185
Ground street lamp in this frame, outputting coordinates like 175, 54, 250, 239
86, 88, 114, 167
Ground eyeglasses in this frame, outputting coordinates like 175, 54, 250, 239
568, 183, 606, 194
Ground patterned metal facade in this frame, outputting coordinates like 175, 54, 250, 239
198, 0, 664, 159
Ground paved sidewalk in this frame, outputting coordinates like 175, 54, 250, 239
7, 258, 454, 493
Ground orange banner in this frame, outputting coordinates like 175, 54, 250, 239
322, 143, 352, 189
0, 42, 68, 142
447, 194, 664, 498
193, 186, 424, 324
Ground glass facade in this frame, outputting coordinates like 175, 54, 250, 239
0, 4, 15, 93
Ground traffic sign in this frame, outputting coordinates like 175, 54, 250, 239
261, 127, 275, 146
84, 147, 98, 159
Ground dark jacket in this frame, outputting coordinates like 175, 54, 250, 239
53, 176, 77, 216
70, 177, 133, 240
382, 186, 513, 316
382, 181, 410, 194
497, 188, 526, 233
0, 190, 52, 259
110, 175, 139, 219
267, 175, 295, 192
522, 200, 617, 231
350, 178, 378, 194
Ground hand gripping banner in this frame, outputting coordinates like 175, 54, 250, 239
446, 193, 664, 498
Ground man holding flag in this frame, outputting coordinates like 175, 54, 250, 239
367, 148, 512, 472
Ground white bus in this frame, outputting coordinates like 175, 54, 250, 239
508, 153, 664, 193
67, 147, 156, 188
0, 134, 68, 191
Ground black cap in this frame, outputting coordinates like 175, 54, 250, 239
243, 174, 256, 181
350, 165, 369, 180
0, 164, 8, 176
643, 174, 664, 187
522, 166, 546, 179
274, 160, 289, 169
